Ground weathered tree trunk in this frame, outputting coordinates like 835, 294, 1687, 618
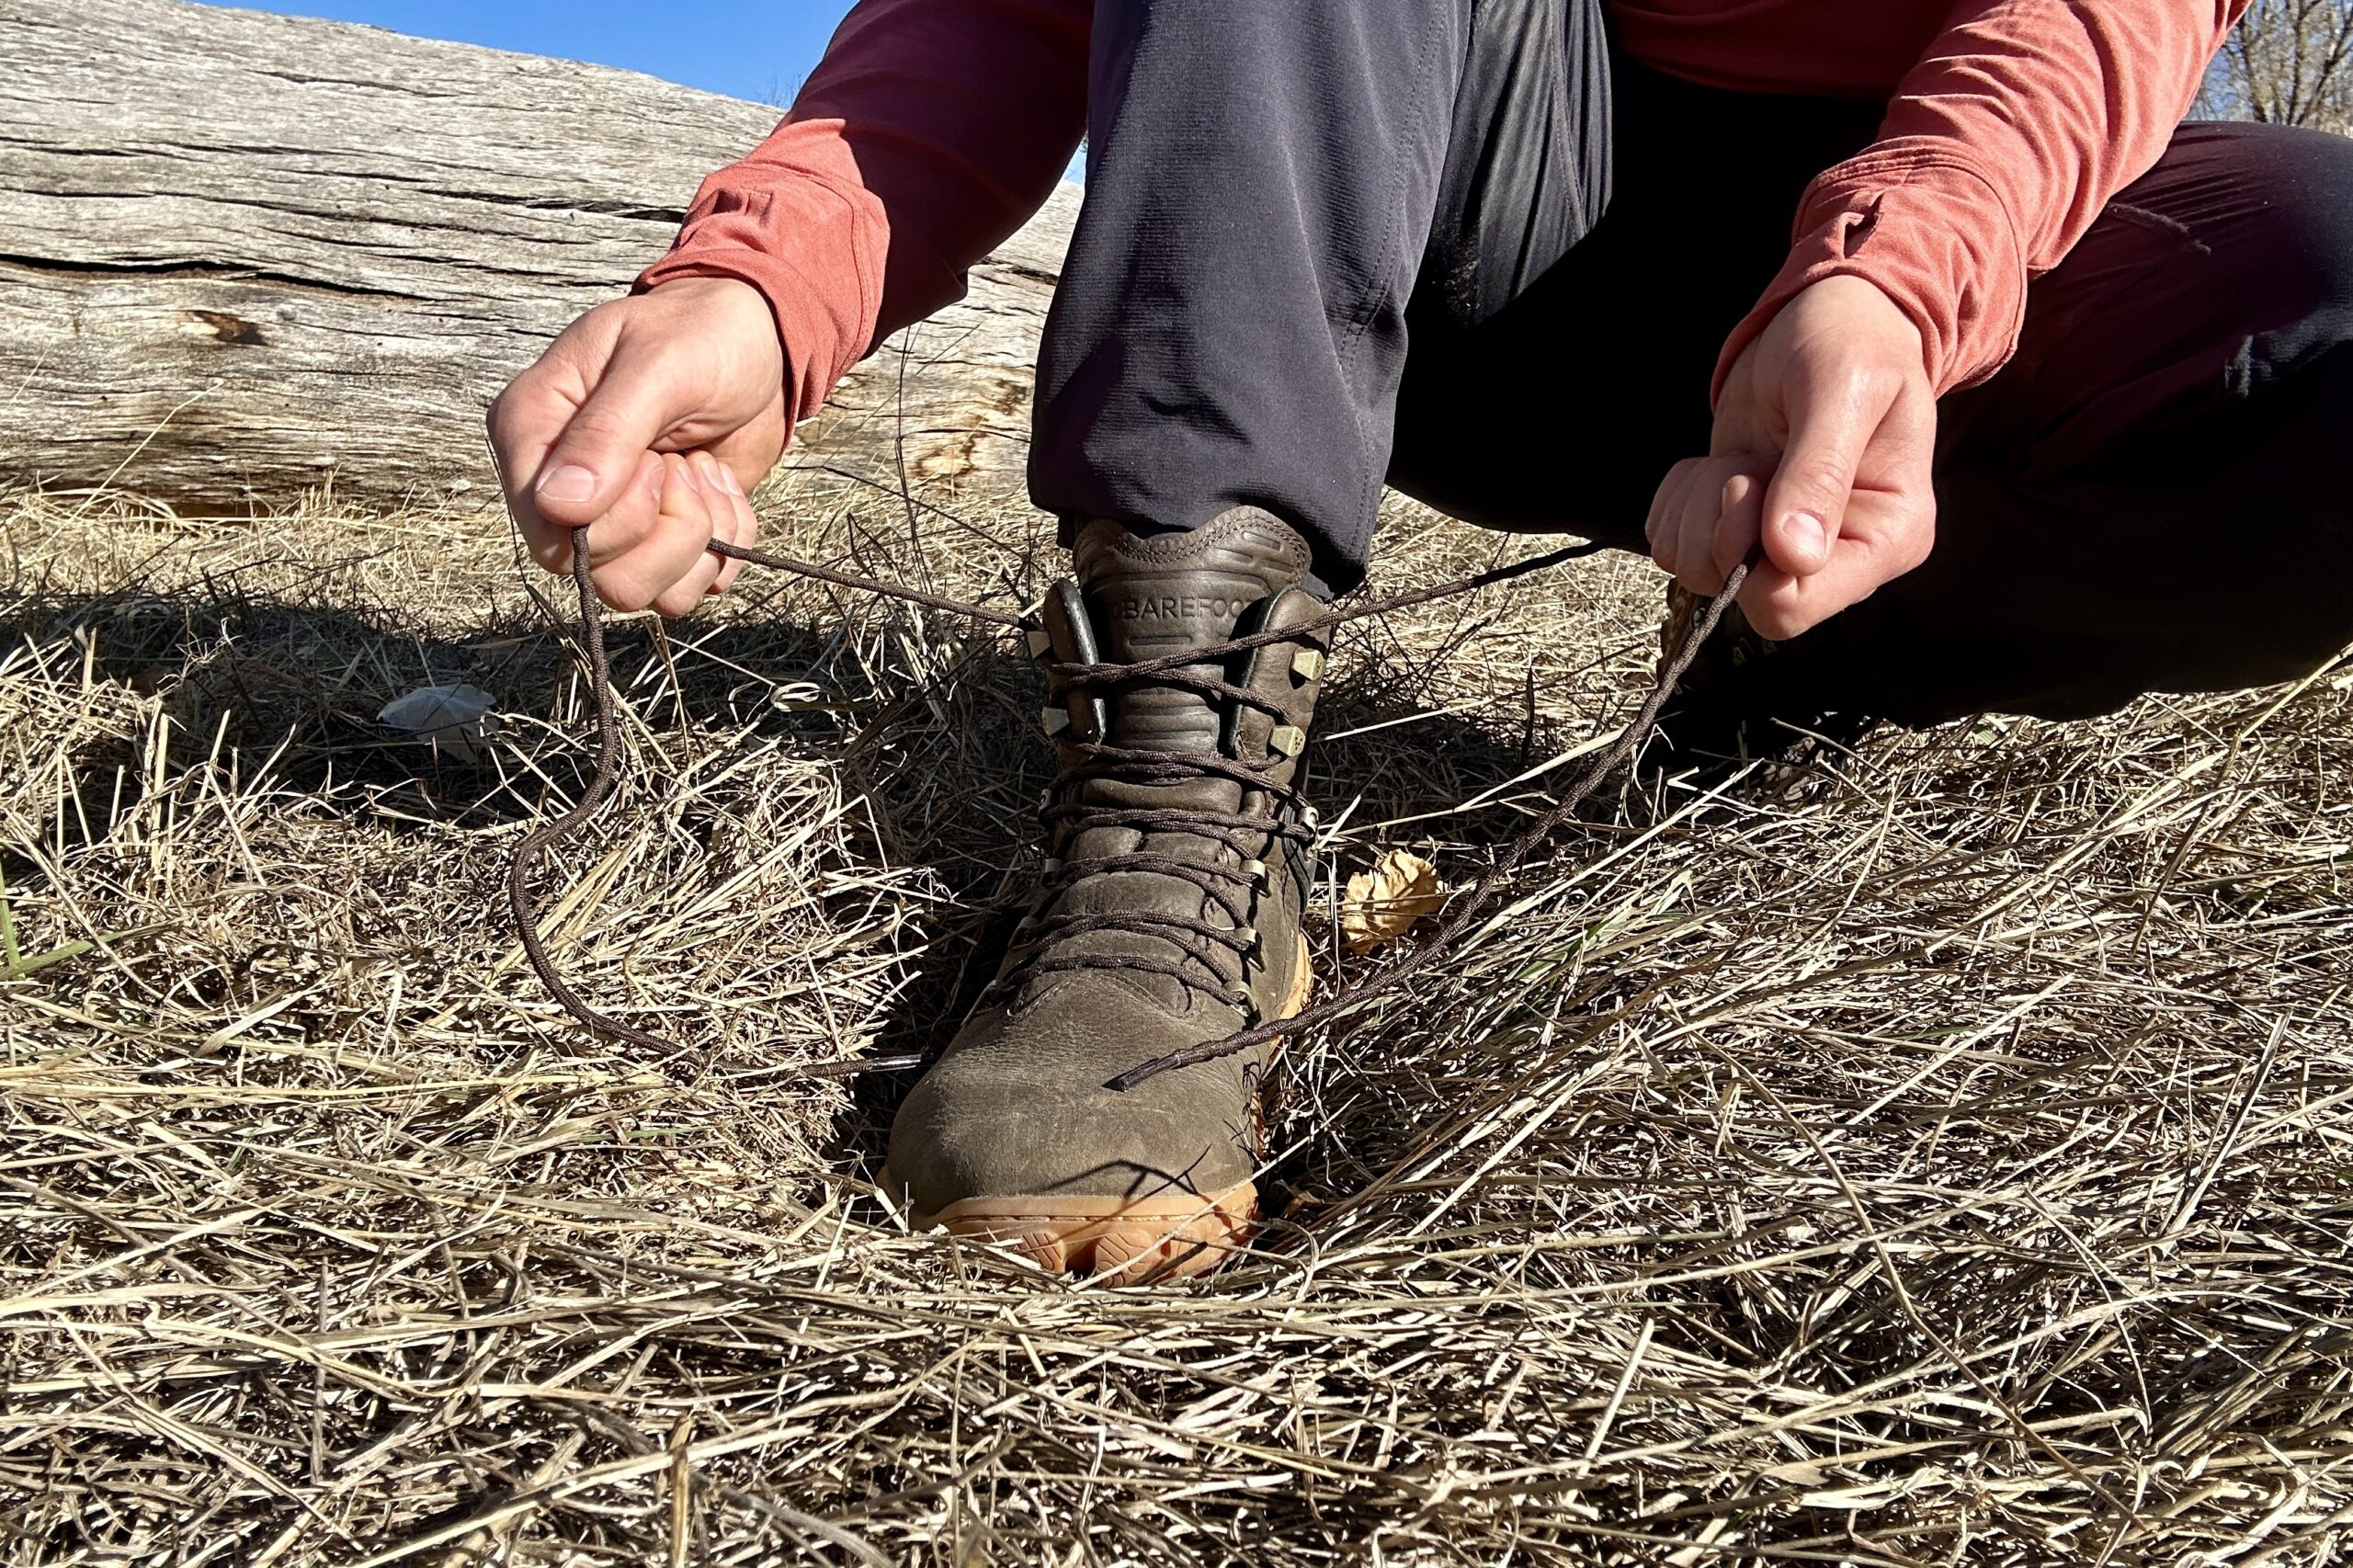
0, 0, 1075, 511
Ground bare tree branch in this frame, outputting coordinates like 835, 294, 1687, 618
2200, 0, 2353, 131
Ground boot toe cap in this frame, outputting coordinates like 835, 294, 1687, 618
886, 1040, 1257, 1215
880, 980, 1267, 1273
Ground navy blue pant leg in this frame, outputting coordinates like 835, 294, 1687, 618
1029, 0, 1613, 595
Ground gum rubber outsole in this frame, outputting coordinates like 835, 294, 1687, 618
883, 936, 1313, 1281
911, 1184, 1262, 1280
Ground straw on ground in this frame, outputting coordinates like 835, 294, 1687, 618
4, 480, 2349, 1564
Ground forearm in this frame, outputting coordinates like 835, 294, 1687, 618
638, 0, 1089, 426
1717, 0, 2249, 400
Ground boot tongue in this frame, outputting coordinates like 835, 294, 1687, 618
1074, 511, 1313, 754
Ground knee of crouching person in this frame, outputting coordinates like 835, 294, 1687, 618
2235, 127, 2353, 383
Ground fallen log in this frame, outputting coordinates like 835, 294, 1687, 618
0, 0, 1074, 511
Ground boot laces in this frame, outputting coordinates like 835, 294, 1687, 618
985, 649, 1313, 1013
512, 528, 1682, 1084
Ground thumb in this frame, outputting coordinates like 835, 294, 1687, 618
529, 338, 700, 527
1758, 368, 1884, 580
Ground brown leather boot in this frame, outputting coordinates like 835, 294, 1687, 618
881, 508, 1327, 1278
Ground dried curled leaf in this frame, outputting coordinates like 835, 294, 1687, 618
1340, 849, 1446, 953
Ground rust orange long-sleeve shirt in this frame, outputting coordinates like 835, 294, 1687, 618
639, 0, 2248, 431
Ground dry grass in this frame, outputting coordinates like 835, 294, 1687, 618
3, 475, 2350, 1566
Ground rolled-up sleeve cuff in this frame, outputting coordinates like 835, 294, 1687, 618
1712, 147, 2029, 404
634, 147, 884, 429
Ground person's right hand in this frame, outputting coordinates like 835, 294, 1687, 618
488, 275, 788, 615
1645, 275, 1938, 642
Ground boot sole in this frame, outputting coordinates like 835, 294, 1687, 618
883, 934, 1313, 1280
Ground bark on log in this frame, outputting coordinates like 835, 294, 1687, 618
0, 0, 1075, 511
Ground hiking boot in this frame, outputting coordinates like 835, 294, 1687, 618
881, 508, 1327, 1278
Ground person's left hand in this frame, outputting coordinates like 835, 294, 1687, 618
1646, 275, 1938, 641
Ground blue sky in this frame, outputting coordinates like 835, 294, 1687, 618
229, 1, 856, 107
